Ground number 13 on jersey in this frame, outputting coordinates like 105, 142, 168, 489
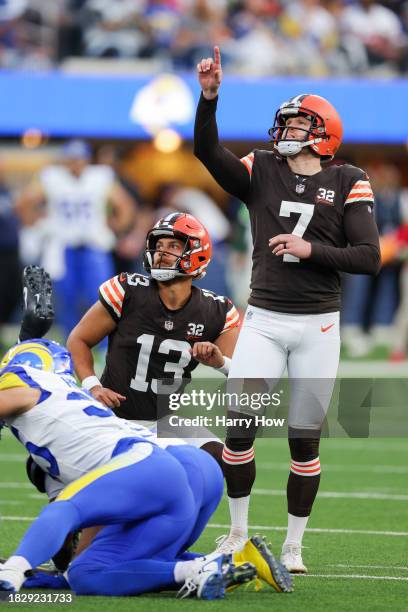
130, 333, 191, 394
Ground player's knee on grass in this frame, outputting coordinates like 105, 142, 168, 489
67, 564, 103, 596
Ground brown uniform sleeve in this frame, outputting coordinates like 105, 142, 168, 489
194, 94, 251, 203
309, 203, 381, 274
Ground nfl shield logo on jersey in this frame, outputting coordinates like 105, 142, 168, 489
296, 183, 305, 194
164, 320, 174, 331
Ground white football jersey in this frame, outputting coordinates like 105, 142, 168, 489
40, 164, 116, 250
1, 364, 157, 486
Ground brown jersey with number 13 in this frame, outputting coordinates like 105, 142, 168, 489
98, 272, 239, 420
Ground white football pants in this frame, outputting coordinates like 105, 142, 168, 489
228, 305, 341, 430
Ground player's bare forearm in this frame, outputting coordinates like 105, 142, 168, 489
66, 333, 96, 381
194, 95, 250, 202
215, 326, 239, 358
67, 302, 116, 381
192, 328, 239, 369
65, 338, 125, 406
0, 388, 38, 416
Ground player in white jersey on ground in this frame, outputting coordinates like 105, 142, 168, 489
0, 339, 259, 598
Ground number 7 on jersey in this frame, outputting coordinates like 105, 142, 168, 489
279, 201, 315, 262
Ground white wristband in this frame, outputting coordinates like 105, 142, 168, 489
214, 356, 231, 377
82, 375, 101, 391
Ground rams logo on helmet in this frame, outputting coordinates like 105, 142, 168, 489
0, 339, 73, 376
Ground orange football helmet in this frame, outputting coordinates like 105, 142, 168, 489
143, 212, 212, 281
269, 93, 343, 161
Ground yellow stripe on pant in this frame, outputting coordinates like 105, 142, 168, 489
56, 442, 153, 501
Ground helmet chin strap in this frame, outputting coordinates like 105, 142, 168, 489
276, 137, 322, 157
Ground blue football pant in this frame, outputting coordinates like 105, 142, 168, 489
15, 444, 223, 596
68, 445, 223, 595
53, 246, 114, 338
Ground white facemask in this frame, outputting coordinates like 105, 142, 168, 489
276, 138, 322, 157
150, 268, 178, 281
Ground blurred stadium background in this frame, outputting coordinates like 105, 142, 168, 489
1, 0, 408, 372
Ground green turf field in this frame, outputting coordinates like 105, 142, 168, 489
1, 429, 407, 612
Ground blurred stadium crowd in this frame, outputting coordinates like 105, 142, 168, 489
1, 0, 408, 76
1, 139, 408, 361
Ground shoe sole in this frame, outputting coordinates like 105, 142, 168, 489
0, 580, 16, 592
23, 266, 54, 320
287, 567, 308, 575
249, 535, 293, 593
225, 561, 257, 592
198, 572, 225, 600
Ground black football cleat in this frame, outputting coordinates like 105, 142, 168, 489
19, 265, 54, 341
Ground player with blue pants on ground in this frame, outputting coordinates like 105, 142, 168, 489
66, 444, 224, 596
0, 340, 234, 598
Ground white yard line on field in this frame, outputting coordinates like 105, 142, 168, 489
0, 495, 44, 503
338, 361, 408, 377
297, 574, 408, 581
0, 483, 34, 489
327, 564, 408, 571
193, 361, 408, 378
0, 516, 35, 521
318, 440, 408, 452
1, 483, 407, 500
252, 489, 408, 501
0, 454, 25, 462
252, 439, 408, 452
3, 483, 405, 501
1, 452, 408, 475
257, 462, 408, 474
1, 517, 408, 538
207, 523, 408, 537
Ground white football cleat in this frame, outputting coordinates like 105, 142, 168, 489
0, 567, 25, 592
280, 543, 308, 574
177, 552, 227, 600
215, 532, 247, 554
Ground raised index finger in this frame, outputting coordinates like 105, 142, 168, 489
214, 46, 221, 67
